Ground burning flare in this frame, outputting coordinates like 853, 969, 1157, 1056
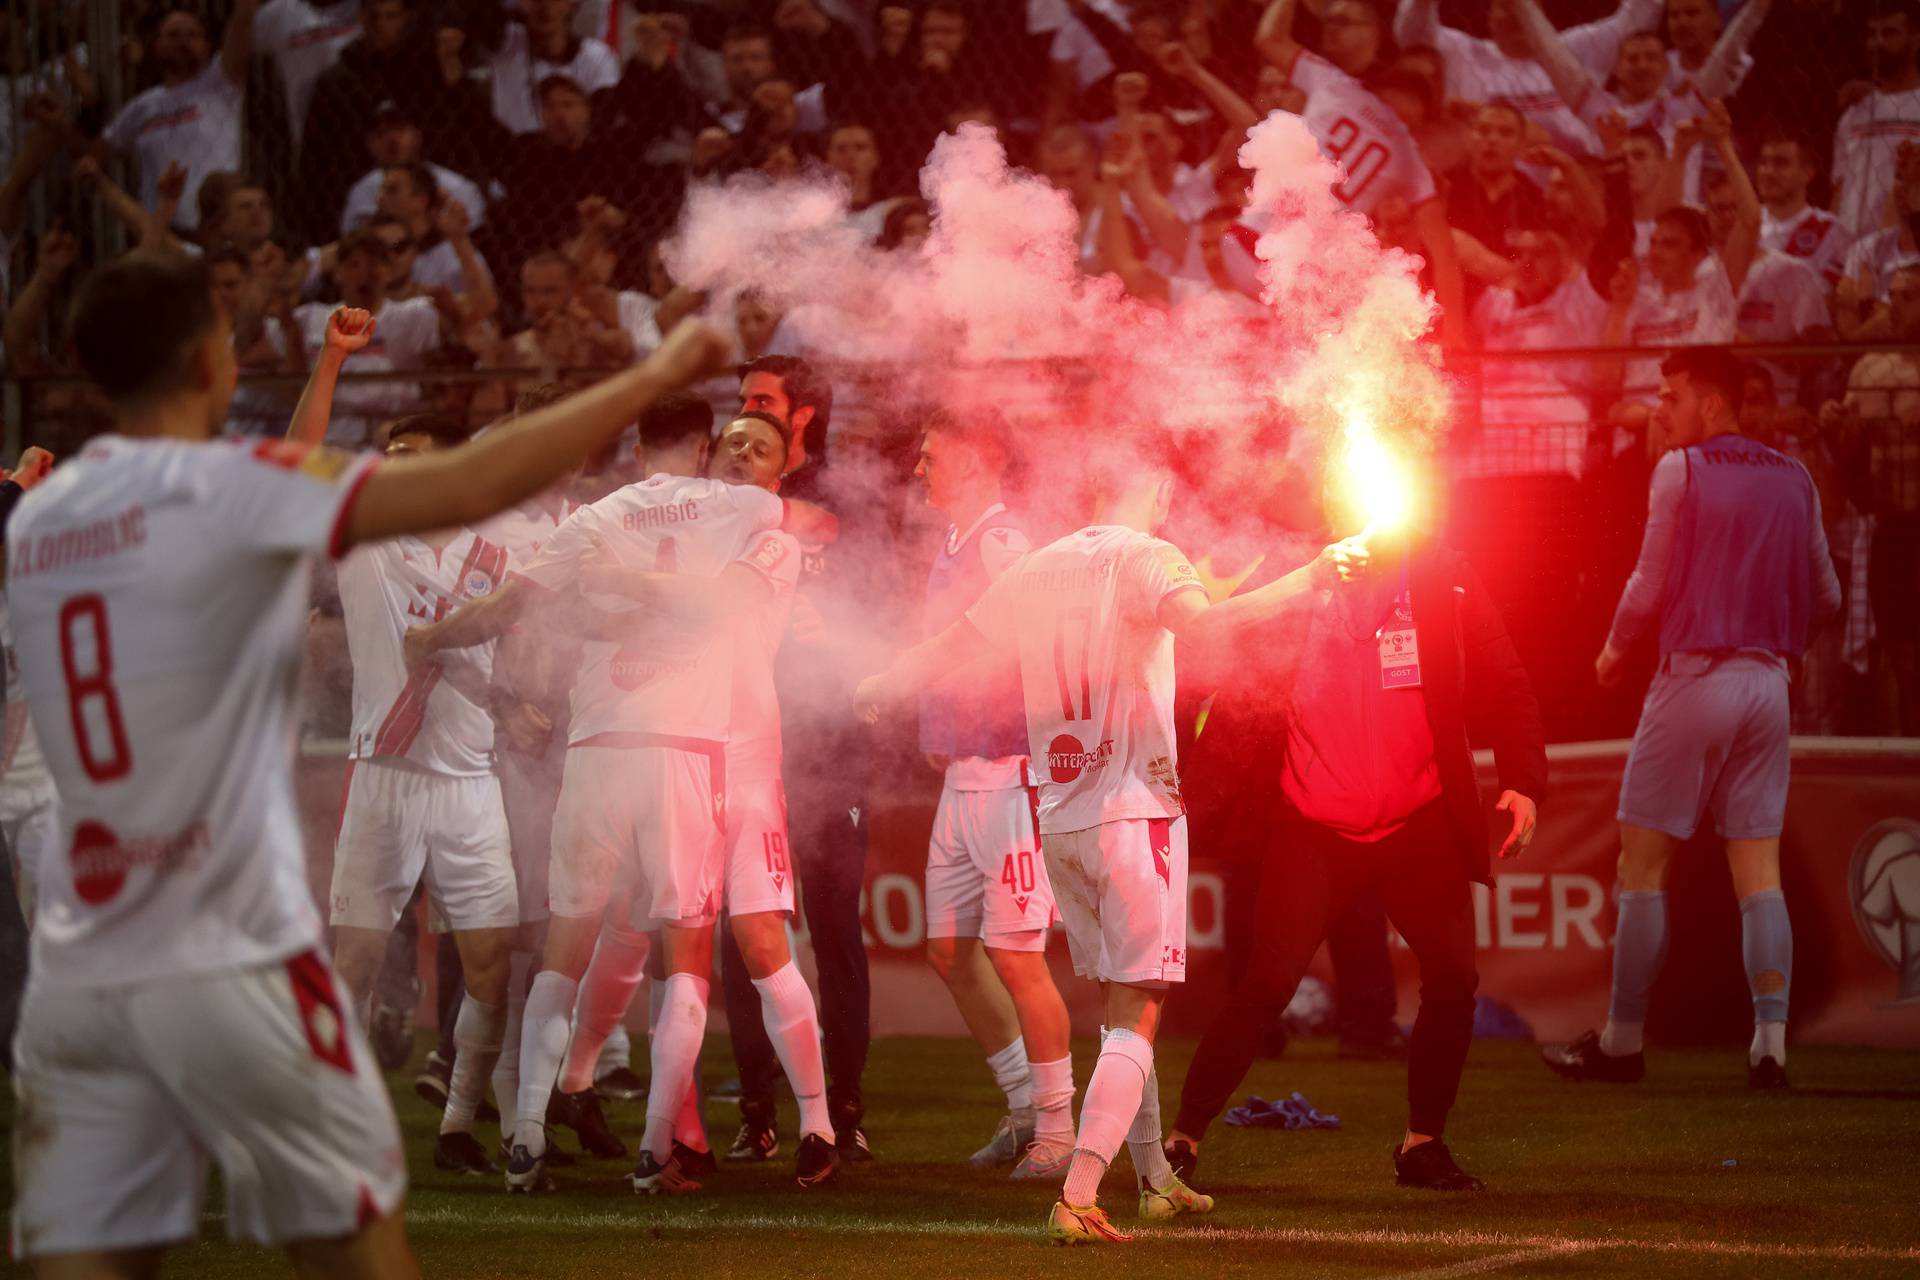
1339, 409, 1414, 542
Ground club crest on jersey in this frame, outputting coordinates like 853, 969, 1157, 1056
464, 570, 496, 598
748, 535, 788, 573
1047, 733, 1113, 783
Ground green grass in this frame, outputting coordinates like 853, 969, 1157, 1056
8, 1036, 1920, 1277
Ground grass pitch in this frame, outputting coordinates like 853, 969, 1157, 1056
8, 1035, 1919, 1278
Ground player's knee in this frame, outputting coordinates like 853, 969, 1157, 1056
924, 936, 960, 980
731, 917, 788, 977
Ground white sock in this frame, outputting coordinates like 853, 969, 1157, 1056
600, 1022, 633, 1080
492, 950, 533, 1142
1751, 1020, 1786, 1067
514, 971, 578, 1156
1028, 1055, 1075, 1145
561, 928, 649, 1095
442, 995, 508, 1135
1600, 1019, 1644, 1057
1126, 1068, 1174, 1190
753, 961, 832, 1141
643, 973, 710, 1160
986, 1035, 1033, 1115
1063, 1028, 1153, 1206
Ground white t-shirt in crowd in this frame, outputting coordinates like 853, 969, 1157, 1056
102, 60, 244, 221
726, 528, 804, 783
1839, 226, 1920, 300
1286, 50, 1436, 217
274, 297, 442, 445
410, 239, 483, 295
6, 435, 377, 988
341, 163, 487, 235
617, 290, 663, 356
1466, 273, 1610, 479
966, 524, 1203, 835
1735, 250, 1831, 403
487, 24, 621, 134
1621, 255, 1738, 403
253, 0, 361, 152
517, 474, 784, 744
339, 531, 511, 777
1833, 86, 1920, 236
1759, 205, 1855, 286
1394, 0, 1664, 156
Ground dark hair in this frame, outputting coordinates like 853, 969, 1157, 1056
71, 251, 218, 406
1477, 99, 1527, 132
1655, 204, 1712, 252
738, 354, 833, 450
514, 379, 593, 415
639, 392, 714, 450
922, 406, 1012, 477
721, 22, 774, 49
537, 73, 588, 102
203, 243, 248, 273
1620, 28, 1667, 50
385, 411, 476, 449
384, 160, 439, 206
877, 199, 931, 249
1659, 346, 1745, 414
1365, 65, 1436, 116
1626, 124, 1667, 155
1756, 129, 1815, 168
195, 170, 244, 231
337, 228, 392, 265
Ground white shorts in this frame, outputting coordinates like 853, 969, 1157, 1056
498, 743, 564, 926
330, 759, 518, 934
1042, 815, 1188, 987
550, 741, 725, 926
725, 777, 795, 917
926, 781, 1056, 951
1618, 654, 1792, 840
10, 952, 406, 1259
0, 783, 58, 925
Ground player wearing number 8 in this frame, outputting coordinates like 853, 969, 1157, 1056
1, 251, 730, 1276
857, 444, 1349, 1243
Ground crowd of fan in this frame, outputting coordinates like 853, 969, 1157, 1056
0, 0, 1915, 739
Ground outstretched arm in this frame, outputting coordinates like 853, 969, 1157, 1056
1163, 542, 1343, 648
853, 617, 991, 721
285, 308, 376, 445
1694, 0, 1770, 100
222, 0, 260, 87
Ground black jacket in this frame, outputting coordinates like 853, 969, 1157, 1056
1181, 537, 1547, 886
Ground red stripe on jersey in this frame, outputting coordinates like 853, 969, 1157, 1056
327, 460, 381, 560
286, 950, 355, 1074
371, 665, 445, 758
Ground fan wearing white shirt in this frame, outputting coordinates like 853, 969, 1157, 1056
1393, 0, 1663, 156
1603, 204, 1748, 438
1663, 0, 1757, 96
479, 0, 621, 135
339, 102, 487, 237
1703, 173, 1831, 404
1833, 5, 1920, 236
95, 1, 257, 228
376, 161, 494, 296
252, 0, 362, 157
1753, 132, 1853, 286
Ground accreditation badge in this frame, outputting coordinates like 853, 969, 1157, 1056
1378, 577, 1421, 690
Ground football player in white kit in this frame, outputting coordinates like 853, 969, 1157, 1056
911, 410, 1076, 1175
554, 410, 840, 1189
858, 447, 1346, 1244
2, 249, 726, 1277
406, 397, 839, 1196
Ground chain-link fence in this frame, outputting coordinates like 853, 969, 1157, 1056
0, 0, 1916, 738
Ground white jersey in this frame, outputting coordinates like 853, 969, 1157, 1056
339, 531, 512, 777
1737, 251, 1832, 404
1621, 256, 1738, 403
966, 525, 1203, 835
5, 435, 376, 988
727, 528, 804, 784
1286, 50, 1437, 216
101, 60, 243, 221
1840, 226, 1920, 301
487, 25, 621, 134
341, 162, 487, 236
253, 0, 362, 152
1834, 86, 1920, 236
518, 473, 783, 745
0, 602, 49, 793
1759, 205, 1854, 287
1467, 273, 1609, 478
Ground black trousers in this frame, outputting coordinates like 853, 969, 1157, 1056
721, 791, 871, 1132
1175, 800, 1478, 1140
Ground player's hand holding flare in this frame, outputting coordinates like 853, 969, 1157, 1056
1495, 790, 1538, 859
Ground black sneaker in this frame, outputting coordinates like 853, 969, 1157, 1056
1542, 1030, 1646, 1083
413, 1050, 451, 1110
674, 1140, 718, 1177
1748, 1056, 1790, 1091
726, 1122, 779, 1162
548, 1088, 627, 1159
835, 1127, 874, 1163
594, 1066, 648, 1104
1393, 1140, 1485, 1192
1166, 1138, 1198, 1182
434, 1130, 498, 1175
504, 1142, 550, 1194
631, 1149, 702, 1195
796, 1133, 840, 1188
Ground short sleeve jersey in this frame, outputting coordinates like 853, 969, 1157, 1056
5, 436, 376, 988
966, 525, 1203, 834
101, 60, 243, 219
1287, 50, 1437, 217
517, 474, 782, 744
